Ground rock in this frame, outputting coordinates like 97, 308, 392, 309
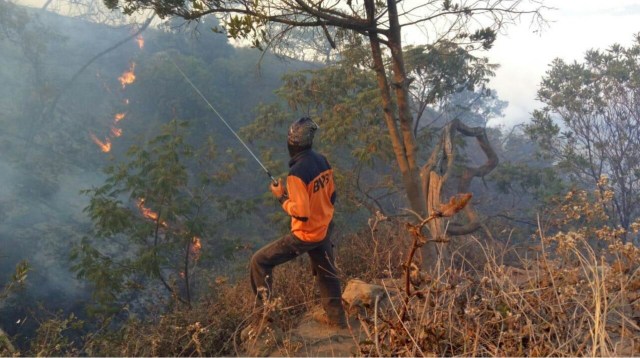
342, 279, 387, 310
271, 307, 362, 357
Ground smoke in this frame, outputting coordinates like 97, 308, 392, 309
0, 157, 103, 336
0, 10, 143, 334
0, 1, 304, 348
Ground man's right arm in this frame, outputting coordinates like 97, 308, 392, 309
282, 175, 310, 222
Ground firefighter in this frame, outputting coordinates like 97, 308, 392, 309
249, 117, 347, 327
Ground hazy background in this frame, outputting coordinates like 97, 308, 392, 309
401, 0, 640, 126
2, 0, 638, 350
0, 7, 301, 343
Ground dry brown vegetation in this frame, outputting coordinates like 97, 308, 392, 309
85, 283, 256, 357
12, 181, 640, 357
354, 180, 640, 356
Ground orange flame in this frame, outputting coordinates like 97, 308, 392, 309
114, 112, 127, 122
136, 198, 168, 227
111, 126, 123, 137
190, 236, 202, 261
90, 133, 111, 152
136, 35, 144, 49
136, 198, 159, 221
118, 62, 136, 89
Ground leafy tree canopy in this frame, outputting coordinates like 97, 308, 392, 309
526, 34, 640, 233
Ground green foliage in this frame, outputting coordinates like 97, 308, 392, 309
405, 41, 496, 104
492, 162, 563, 200
405, 41, 501, 131
72, 120, 252, 314
102, 0, 539, 60
469, 27, 497, 50
28, 312, 83, 357
241, 46, 394, 216
526, 34, 640, 231
99, 0, 545, 219
0, 260, 30, 301
274, 63, 389, 165
0, 7, 307, 354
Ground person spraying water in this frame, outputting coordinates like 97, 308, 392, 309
251, 117, 347, 327
171, 59, 347, 327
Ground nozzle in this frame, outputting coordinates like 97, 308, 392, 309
267, 172, 278, 186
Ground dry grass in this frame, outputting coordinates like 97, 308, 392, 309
336, 211, 411, 283
22, 181, 640, 357
76, 281, 256, 357
271, 255, 319, 321
355, 237, 639, 356
354, 183, 640, 357
78, 255, 337, 356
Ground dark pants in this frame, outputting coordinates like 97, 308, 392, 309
250, 226, 346, 323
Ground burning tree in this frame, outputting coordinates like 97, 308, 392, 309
72, 120, 253, 313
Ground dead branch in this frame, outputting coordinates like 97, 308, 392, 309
420, 118, 498, 237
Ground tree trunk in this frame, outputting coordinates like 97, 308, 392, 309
365, 0, 425, 216
422, 170, 449, 270
386, 0, 425, 216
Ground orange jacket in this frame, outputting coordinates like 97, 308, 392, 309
281, 149, 335, 242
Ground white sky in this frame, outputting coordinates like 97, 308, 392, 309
480, 0, 640, 126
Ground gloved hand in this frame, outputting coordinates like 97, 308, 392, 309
270, 178, 285, 199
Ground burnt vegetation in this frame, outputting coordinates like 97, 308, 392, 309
1, 0, 640, 356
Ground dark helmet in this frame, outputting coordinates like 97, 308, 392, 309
287, 117, 318, 147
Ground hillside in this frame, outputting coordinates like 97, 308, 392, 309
1, 1, 640, 357
0, 3, 306, 348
